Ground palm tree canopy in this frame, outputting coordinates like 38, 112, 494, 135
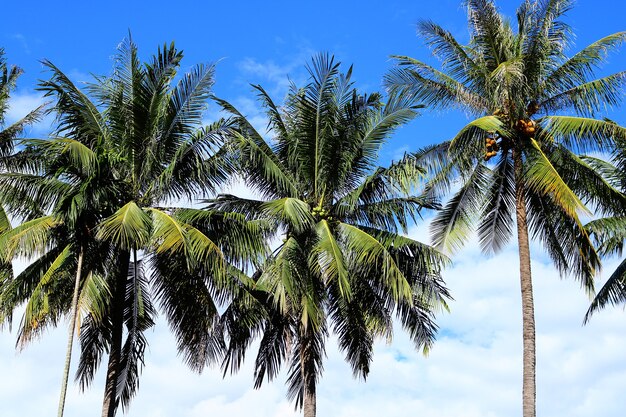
0, 37, 267, 416
385, 0, 626, 291
211, 54, 450, 409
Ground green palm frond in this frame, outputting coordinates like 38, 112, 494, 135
0, 204, 11, 234
523, 138, 589, 220
18, 244, 73, 347
540, 72, 626, 116
0, 173, 72, 218
261, 198, 313, 234
478, 155, 515, 253
75, 311, 110, 391
548, 146, 626, 216
285, 325, 326, 409
260, 236, 307, 314
0, 104, 47, 156
431, 163, 491, 252
22, 138, 99, 176
416, 20, 484, 85
39, 60, 106, 143
76, 272, 110, 324
339, 223, 412, 303
153, 119, 234, 202
96, 202, 151, 250
251, 84, 289, 139
584, 257, 626, 322
538, 115, 626, 153
328, 292, 374, 379
542, 31, 626, 97
116, 255, 155, 411
148, 208, 188, 254
231, 130, 299, 198
163, 62, 215, 142
347, 197, 434, 234
312, 220, 349, 298
449, 115, 507, 158
173, 207, 269, 269
385, 56, 486, 113
585, 216, 626, 257
525, 190, 599, 291
147, 208, 225, 276
151, 252, 223, 372
0, 215, 60, 261
579, 155, 622, 188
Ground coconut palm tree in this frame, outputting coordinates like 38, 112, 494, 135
0, 134, 121, 417
0, 37, 264, 417
385, 1, 626, 416
34, 37, 264, 417
210, 54, 450, 417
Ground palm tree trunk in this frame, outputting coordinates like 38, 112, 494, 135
57, 246, 84, 417
514, 151, 536, 417
101, 250, 130, 417
303, 384, 316, 417
301, 327, 317, 417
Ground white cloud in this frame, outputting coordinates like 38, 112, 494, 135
11, 34, 31, 55
4, 91, 49, 129
2, 217, 626, 416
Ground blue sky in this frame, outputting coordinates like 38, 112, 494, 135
2, 1, 626, 416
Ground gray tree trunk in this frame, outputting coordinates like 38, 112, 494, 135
57, 247, 84, 417
514, 152, 536, 417
101, 251, 130, 417
303, 385, 316, 417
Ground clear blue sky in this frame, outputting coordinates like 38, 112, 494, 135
2, 1, 626, 417
4, 0, 626, 160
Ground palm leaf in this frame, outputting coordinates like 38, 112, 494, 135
96, 202, 151, 250
584, 257, 626, 322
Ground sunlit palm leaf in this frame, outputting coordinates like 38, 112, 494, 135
96, 202, 151, 250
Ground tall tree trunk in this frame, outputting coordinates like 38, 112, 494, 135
57, 246, 84, 417
514, 151, 536, 417
303, 383, 316, 417
301, 326, 317, 417
101, 250, 130, 417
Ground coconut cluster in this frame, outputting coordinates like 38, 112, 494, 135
484, 136, 500, 161
516, 119, 536, 136
312, 206, 333, 220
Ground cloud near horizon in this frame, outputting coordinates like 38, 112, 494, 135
2, 218, 625, 417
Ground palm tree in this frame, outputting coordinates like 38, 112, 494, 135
31, 37, 264, 417
385, 1, 626, 416
210, 54, 450, 417
0, 135, 120, 417
0, 37, 256, 417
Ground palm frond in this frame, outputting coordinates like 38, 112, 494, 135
584, 257, 626, 322
339, 223, 412, 302
477, 154, 515, 253
261, 198, 313, 234
0, 215, 60, 261
312, 220, 349, 297
431, 163, 491, 252
585, 216, 626, 257
523, 138, 589, 221
96, 202, 151, 250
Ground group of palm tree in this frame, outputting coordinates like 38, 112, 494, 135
0, 1, 624, 417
